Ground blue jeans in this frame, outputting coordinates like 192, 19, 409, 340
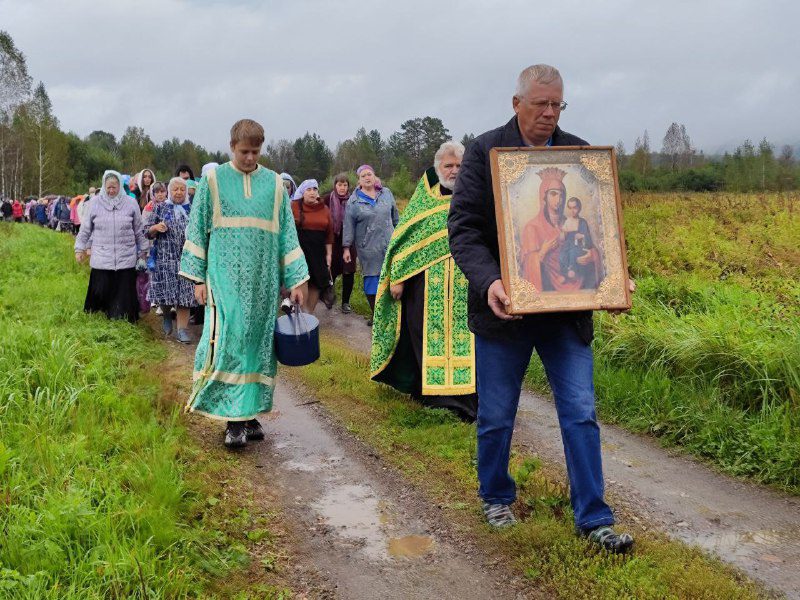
475, 321, 614, 531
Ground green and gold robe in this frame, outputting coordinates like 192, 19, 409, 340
179, 162, 309, 421
370, 168, 476, 408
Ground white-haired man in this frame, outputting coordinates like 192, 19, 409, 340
448, 64, 634, 552
370, 141, 478, 422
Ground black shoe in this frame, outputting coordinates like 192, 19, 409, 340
224, 421, 247, 449
245, 418, 265, 441
581, 525, 634, 554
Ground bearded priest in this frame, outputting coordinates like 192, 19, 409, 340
370, 141, 477, 423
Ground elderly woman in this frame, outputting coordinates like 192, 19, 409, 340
324, 173, 356, 312
292, 179, 333, 313
143, 177, 197, 342
343, 165, 399, 325
75, 170, 148, 322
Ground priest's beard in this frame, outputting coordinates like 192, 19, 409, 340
440, 176, 457, 190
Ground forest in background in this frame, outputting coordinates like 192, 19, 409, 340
2, 30, 799, 200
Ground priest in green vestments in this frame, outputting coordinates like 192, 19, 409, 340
370, 141, 477, 422
180, 119, 309, 447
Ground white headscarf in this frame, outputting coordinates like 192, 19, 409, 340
99, 170, 129, 206
292, 179, 319, 201
201, 162, 219, 177
136, 168, 156, 192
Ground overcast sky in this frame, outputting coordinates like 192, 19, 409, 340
3, 0, 798, 155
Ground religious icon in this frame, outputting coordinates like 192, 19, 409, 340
490, 146, 631, 314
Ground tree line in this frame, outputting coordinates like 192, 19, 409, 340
2, 30, 798, 199
616, 125, 799, 192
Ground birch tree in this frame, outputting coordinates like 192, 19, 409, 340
0, 31, 32, 198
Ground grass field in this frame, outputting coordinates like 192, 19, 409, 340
0, 224, 292, 599
344, 191, 800, 492
580, 192, 799, 491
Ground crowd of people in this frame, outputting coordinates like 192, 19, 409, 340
0, 192, 94, 232
3, 63, 637, 555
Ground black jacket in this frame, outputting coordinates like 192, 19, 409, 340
448, 116, 594, 343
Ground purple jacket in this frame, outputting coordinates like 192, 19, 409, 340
75, 195, 147, 270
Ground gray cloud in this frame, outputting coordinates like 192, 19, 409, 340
3, 0, 798, 153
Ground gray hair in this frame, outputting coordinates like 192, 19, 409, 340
434, 140, 465, 171
515, 64, 562, 97
168, 176, 187, 191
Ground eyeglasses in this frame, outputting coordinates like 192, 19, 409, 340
525, 98, 568, 112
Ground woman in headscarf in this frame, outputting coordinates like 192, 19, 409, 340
292, 179, 333, 313
342, 165, 399, 325
201, 162, 219, 178
186, 179, 198, 202
134, 168, 156, 211
141, 181, 168, 313
280, 172, 297, 199
69, 195, 83, 232
324, 173, 356, 312
143, 177, 197, 342
142, 181, 167, 217
75, 170, 148, 322
11, 198, 24, 223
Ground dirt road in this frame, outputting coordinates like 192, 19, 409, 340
165, 315, 531, 599
254, 380, 528, 599
318, 307, 800, 599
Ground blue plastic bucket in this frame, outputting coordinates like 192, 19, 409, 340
275, 311, 320, 366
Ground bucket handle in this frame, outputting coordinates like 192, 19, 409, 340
284, 300, 312, 340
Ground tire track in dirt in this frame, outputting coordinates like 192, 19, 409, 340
318, 307, 800, 599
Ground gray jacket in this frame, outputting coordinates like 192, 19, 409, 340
75, 195, 147, 270
342, 187, 399, 276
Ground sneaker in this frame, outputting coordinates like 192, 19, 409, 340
176, 328, 191, 344
482, 502, 517, 528
581, 525, 634, 554
341, 303, 352, 314
245, 418, 265, 441
162, 315, 173, 336
155, 305, 164, 316
224, 422, 247, 449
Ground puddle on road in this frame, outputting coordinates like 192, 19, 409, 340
695, 529, 791, 561
284, 460, 318, 472
312, 484, 388, 560
388, 535, 435, 558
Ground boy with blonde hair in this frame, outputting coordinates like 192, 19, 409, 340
180, 119, 309, 448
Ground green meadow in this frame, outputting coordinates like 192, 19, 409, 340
343, 191, 800, 492
0, 224, 290, 599
576, 192, 799, 491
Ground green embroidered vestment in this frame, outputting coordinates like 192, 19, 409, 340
370, 168, 475, 396
179, 162, 309, 420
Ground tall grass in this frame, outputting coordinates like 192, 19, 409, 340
0, 224, 285, 598
526, 192, 800, 491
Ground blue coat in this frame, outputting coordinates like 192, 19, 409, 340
342, 187, 399, 276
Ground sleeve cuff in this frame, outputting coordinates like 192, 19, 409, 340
178, 271, 205, 284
